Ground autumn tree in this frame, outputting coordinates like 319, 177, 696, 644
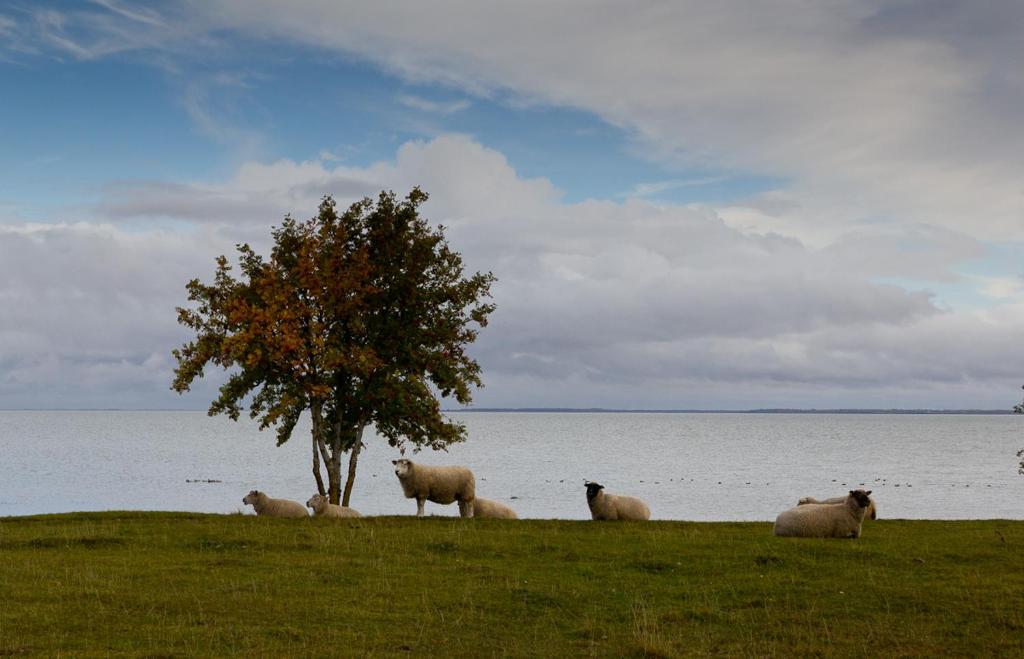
172, 189, 495, 505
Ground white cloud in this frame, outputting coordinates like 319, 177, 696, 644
90, 0, 168, 29
621, 177, 729, 198
397, 94, 471, 115
974, 275, 1024, 300
180, 1, 1024, 241
10, 2, 1023, 243
5, 3, 1023, 409
47, 135, 1019, 409
0, 14, 15, 37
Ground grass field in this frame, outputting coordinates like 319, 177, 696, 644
1, 513, 1022, 657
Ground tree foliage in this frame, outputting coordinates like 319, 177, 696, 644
172, 189, 496, 503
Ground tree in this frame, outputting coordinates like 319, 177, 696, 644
172, 189, 496, 505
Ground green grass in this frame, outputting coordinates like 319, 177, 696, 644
1, 514, 1022, 657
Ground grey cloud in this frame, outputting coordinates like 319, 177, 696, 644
0, 223, 232, 409
6, 136, 1024, 410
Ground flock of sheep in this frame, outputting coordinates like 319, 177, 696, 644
242, 458, 879, 539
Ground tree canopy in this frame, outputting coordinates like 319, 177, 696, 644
172, 188, 496, 503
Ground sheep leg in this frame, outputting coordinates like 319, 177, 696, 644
416, 498, 425, 517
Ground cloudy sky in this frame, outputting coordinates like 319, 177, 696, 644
2, 0, 1024, 410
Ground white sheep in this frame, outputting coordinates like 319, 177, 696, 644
774, 489, 873, 538
241, 490, 308, 519
799, 494, 877, 520
305, 493, 362, 519
471, 497, 518, 519
585, 482, 650, 521
392, 458, 476, 518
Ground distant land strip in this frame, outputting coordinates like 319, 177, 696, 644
0, 407, 1016, 414
447, 408, 1017, 415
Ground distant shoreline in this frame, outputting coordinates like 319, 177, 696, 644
450, 408, 1016, 415
0, 407, 1016, 415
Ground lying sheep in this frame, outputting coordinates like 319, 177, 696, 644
799, 494, 877, 520
242, 490, 308, 519
471, 497, 518, 519
774, 489, 873, 538
392, 458, 476, 518
306, 493, 361, 519
585, 482, 650, 521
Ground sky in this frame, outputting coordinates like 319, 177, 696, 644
2, 0, 1024, 410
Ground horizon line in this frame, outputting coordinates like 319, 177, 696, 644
0, 407, 1016, 415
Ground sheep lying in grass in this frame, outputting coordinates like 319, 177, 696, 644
585, 482, 650, 521
799, 494, 877, 520
305, 494, 361, 519
242, 490, 308, 519
471, 497, 518, 519
774, 490, 873, 538
392, 458, 476, 518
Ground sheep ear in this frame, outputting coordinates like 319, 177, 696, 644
866, 490, 872, 496
392, 460, 397, 465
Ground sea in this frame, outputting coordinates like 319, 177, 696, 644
0, 411, 1021, 520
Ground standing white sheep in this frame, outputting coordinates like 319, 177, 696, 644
774, 490, 873, 538
306, 493, 362, 519
799, 494, 877, 520
585, 482, 650, 521
472, 497, 518, 519
392, 458, 476, 518
242, 490, 308, 519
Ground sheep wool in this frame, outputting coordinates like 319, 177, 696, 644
242, 490, 309, 519
392, 458, 476, 518
306, 494, 362, 519
799, 495, 877, 520
774, 490, 873, 538
471, 497, 519, 519
585, 482, 650, 521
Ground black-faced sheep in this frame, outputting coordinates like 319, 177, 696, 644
242, 490, 308, 518
306, 494, 361, 519
392, 458, 476, 518
585, 482, 650, 521
774, 490, 873, 538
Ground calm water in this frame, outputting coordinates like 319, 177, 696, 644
0, 411, 1021, 520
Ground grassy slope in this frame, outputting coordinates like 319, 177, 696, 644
1, 513, 1022, 658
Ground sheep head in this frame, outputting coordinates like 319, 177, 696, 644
849, 489, 873, 508
393, 458, 413, 479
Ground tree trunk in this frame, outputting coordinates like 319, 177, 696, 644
327, 418, 344, 505
327, 454, 342, 505
311, 435, 326, 496
309, 403, 327, 496
341, 425, 366, 507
